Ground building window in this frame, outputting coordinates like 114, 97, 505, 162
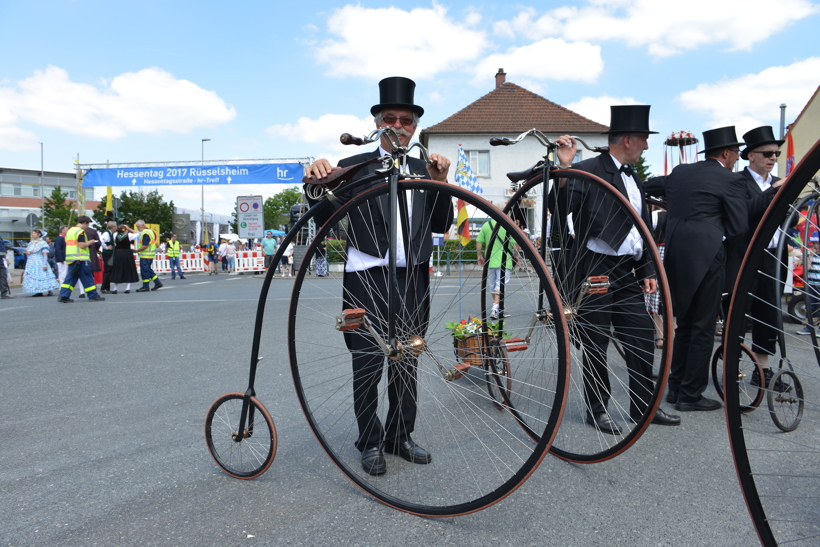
67, 190, 77, 200
85, 188, 94, 201
467, 150, 490, 176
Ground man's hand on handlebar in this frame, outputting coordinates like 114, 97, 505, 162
427, 153, 450, 182
305, 159, 340, 180
555, 135, 577, 168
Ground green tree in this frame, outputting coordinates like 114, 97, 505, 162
635, 156, 654, 181
93, 190, 175, 238
43, 186, 74, 237
263, 186, 303, 230
229, 205, 238, 234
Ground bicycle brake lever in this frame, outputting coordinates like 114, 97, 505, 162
490, 137, 513, 146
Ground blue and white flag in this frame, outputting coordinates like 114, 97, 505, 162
454, 146, 482, 194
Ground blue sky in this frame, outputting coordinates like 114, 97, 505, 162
1, 0, 818, 215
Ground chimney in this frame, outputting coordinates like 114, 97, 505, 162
495, 68, 506, 88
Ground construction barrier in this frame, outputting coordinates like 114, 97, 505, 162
235, 250, 265, 272
131, 252, 208, 273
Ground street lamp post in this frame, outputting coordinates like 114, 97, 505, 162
39, 142, 44, 231
201, 138, 210, 245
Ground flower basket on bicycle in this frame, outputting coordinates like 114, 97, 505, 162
453, 334, 489, 367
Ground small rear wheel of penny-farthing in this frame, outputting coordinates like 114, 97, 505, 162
287, 179, 569, 517
205, 392, 277, 479
710, 343, 764, 413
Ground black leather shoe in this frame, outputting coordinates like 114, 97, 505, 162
111, 290, 117, 294
386, 440, 432, 464
585, 412, 622, 435
666, 390, 678, 404
361, 447, 386, 475
57, 297, 74, 303
136, 287, 150, 292
152, 282, 164, 291
88, 296, 105, 302
79, 294, 86, 298
675, 396, 721, 412
650, 408, 681, 425
180, 276, 186, 279
101, 290, 111, 294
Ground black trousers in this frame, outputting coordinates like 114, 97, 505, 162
671, 246, 725, 402
343, 264, 430, 451
577, 252, 655, 418
101, 251, 113, 291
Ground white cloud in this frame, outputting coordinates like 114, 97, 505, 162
473, 38, 603, 85
495, 0, 818, 58
0, 66, 236, 145
678, 57, 820, 135
565, 95, 641, 126
313, 4, 488, 80
0, 100, 38, 150
267, 113, 376, 156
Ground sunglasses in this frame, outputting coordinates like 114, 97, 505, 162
381, 115, 415, 128
751, 150, 781, 158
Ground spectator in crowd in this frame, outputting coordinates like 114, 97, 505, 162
282, 240, 295, 277
55, 225, 68, 284
476, 219, 517, 320
207, 240, 219, 275
262, 231, 278, 272
798, 232, 820, 335
0, 236, 14, 299
22, 228, 59, 296
57, 215, 104, 303
226, 240, 237, 273
110, 224, 140, 294
316, 237, 328, 277
99, 221, 117, 293
45, 235, 58, 278
219, 239, 228, 272
81, 223, 102, 298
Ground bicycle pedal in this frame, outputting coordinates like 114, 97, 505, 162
586, 275, 610, 294
502, 338, 529, 352
336, 308, 366, 331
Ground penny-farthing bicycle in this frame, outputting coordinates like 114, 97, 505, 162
490, 130, 673, 463
724, 138, 820, 546
205, 128, 571, 517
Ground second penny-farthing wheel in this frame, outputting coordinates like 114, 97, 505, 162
724, 138, 820, 546
287, 129, 570, 517
493, 130, 672, 463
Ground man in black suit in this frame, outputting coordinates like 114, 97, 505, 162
725, 126, 785, 386
555, 105, 680, 434
305, 77, 453, 475
646, 127, 748, 411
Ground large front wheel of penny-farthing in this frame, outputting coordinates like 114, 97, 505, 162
501, 168, 672, 463
724, 139, 820, 546
288, 179, 569, 517
205, 393, 277, 479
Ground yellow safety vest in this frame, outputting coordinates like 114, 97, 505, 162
65, 226, 89, 264
167, 240, 180, 258
138, 229, 157, 259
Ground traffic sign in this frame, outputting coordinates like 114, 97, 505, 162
26, 213, 39, 228
236, 196, 264, 238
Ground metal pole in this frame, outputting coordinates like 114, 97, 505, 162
201, 138, 210, 244
780, 104, 787, 140
39, 142, 44, 231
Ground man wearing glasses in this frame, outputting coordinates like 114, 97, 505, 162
724, 126, 785, 386
645, 126, 748, 412
305, 76, 452, 476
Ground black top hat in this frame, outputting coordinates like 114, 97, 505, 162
371, 77, 424, 118
699, 126, 744, 154
741, 125, 784, 160
602, 105, 657, 134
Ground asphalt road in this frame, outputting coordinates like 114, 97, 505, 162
1, 271, 762, 547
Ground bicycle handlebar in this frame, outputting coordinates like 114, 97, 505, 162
490, 129, 608, 154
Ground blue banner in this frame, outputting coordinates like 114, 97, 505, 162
82, 163, 304, 187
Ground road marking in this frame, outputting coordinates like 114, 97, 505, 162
191, 282, 212, 285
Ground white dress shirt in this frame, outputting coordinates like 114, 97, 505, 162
346, 145, 413, 272
586, 155, 644, 259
